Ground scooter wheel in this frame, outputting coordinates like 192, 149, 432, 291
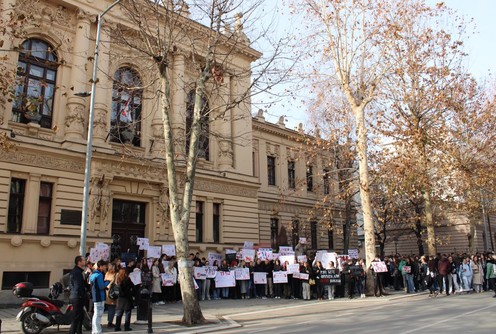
83, 309, 92, 330
21, 310, 44, 334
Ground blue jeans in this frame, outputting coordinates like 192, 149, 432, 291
406, 275, 415, 292
92, 301, 104, 334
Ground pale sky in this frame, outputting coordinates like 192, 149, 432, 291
254, 0, 496, 129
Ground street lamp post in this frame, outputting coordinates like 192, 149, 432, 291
79, 0, 122, 257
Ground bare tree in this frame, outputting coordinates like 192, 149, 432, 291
107, 0, 291, 324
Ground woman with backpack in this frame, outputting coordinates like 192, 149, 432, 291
114, 267, 134, 332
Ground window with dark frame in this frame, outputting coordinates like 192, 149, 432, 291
7, 178, 26, 234
328, 225, 334, 250
112, 200, 145, 224
306, 165, 313, 192
267, 156, 276, 186
311, 221, 318, 249
110, 67, 142, 147
196, 201, 204, 243
288, 161, 296, 189
213, 203, 220, 243
12, 39, 58, 129
37, 182, 52, 235
292, 220, 299, 247
270, 218, 279, 249
186, 90, 210, 160
2, 271, 50, 290
323, 169, 330, 195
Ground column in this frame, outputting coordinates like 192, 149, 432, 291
217, 76, 233, 170
170, 52, 187, 161
231, 72, 253, 175
23, 174, 41, 234
64, 9, 92, 141
92, 23, 112, 146
204, 198, 214, 243
0, 0, 17, 125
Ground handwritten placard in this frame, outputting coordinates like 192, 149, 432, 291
273, 271, 288, 284
253, 272, 267, 284
214, 271, 236, 288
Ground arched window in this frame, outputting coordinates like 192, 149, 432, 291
186, 89, 209, 160
12, 39, 58, 129
110, 67, 142, 146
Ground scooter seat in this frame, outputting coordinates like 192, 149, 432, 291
36, 296, 65, 308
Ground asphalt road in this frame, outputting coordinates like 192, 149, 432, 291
222, 293, 496, 334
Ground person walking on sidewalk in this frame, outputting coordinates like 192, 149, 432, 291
486, 255, 496, 297
114, 267, 135, 332
69, 255, 87, 334
90, 260, 109, 334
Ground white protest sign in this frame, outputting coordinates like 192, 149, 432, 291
208, 252, 223, 265
271, 253, 280, 261
279, 255, 296, 265
370, 261, 390, 273
253, 272, 267, 284
137, 237, 149, 250
235, 268, 250, 280
297, 255, 307, 263
279, 246, 294, 256
194, 279, 199, 290
337, 255, 350, 270
225, 249, 237, 254
299, 273, 309, 280
241, 249, 256, 262
348, 249, 359, 259
293, 272, 301, 279
129, 271, 142, 286
162, 261, 169, 270
193, 267, 207, 280
161, 273, 175, 286
322, 252, 338, 269
287, 263, 300, 274
162, 244, 176, 256
243, 241, 254, 249
214, 271, 236, 288
205, 266, 217, 279
273, 271, 288, 284
299, 237, 307, 244
147, 246, 161, 259
257, 248, 273, 261
88, 248, 99, 263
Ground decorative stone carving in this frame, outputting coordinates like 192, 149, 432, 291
234, 13, 250, 44
67, 239, 78, 248
218, 139, 233, 168
158, 186, 169, 223
89, 177, 101, 221
266, 143, 280, 157
65, 102, 85, 139
40, 237, 51, 247
92, 108, 108, 143
0, 150, 84, 173
195, 179, 257, 198
11, 235, 23, 247
100, 178, 111, 222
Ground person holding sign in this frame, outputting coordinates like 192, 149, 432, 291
151, 259, 164, 305
253, 259, 266, 299
300, 262, 312, 300
326, 261, 338, 300
163, 260, 177, 302
273, 259, 283, 299
313, 261, 325, 300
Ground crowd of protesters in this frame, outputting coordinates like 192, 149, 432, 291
70, 250, 496, 333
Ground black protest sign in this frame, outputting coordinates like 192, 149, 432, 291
320, 269, 341, 285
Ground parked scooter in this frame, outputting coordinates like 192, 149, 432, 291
13, 282, 92, 334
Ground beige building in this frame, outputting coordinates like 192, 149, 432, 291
0, 0, 350, 301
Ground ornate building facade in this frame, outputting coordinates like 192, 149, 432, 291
0, 0, 349, 300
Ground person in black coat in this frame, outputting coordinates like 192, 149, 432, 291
69, 255, 87, 334
114, 267, 135, 331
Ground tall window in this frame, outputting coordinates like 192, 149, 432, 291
323, 169, 330, 195
306, 165, 313, 192
291, 220, 299, 247
311, 221, 318, 249
328, 225, 334, 250
186, 90, 209, 160
8, 179, 26, 233
111, 67, 142, 147
267, 156, 276, 186
195, 201, 204, 243
213, 203, 221, 243
37, 182, 52, 234
270, 218, 279, 249
288, 161, 296, 189
12, 39, 58, 129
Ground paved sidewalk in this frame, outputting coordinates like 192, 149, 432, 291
0, 289, 425, 333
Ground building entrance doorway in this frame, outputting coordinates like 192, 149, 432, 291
111, 199, 146, 262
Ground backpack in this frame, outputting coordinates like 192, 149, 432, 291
108, 281, 121, 300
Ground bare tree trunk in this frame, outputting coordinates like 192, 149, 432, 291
159, 69, 205, 324
342, 199, 352, 253
353, 105, 377, 293
422, 189, 436, 256
413, 218, 425, 255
